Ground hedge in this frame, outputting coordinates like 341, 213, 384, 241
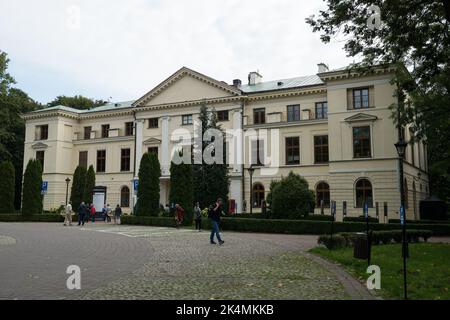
227, 213, 334, 222
389, 219, 450, 224
0, 214, 64, 222
343, 216, 379, 223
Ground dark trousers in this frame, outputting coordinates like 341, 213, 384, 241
195, 218, 202, 230
78, 214, 85, 226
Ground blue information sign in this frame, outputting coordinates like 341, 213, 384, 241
331, 201, 336, 217
364, 202, 369, 218
133, 179, 139, 191
400, 205, 405, 225
41, 181, 48, 195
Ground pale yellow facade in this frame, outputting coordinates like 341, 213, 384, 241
22, 65, 428, 221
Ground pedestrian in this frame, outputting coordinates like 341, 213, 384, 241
78, 202, 86, 226
194, 202, 202, 231
64, 201, 73, 226
84, 204, 91, 224
90, 203, 96, 223
209, 198, 224, 245
105, 204, 112, 223
115, 204, 122, 225
175, 203, 184, 229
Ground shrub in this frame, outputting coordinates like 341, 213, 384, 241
136, 153, 161, 216
70, 165, 87, 210
0, 214, 64, 222
169, 157, 194, 224
343, 216, 379, 223
271, 172, 315, 219
21, 159, 42, 216
0, 161, 15, 213
83, 165, 96, 204
318, 234, 347, 249
389, 219, 450, 224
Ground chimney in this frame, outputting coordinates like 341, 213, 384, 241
232, 79, 242, 87
248, 71, 262, 85
317, 63, 329, 73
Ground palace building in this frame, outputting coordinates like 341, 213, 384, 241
22, 64, 429, 221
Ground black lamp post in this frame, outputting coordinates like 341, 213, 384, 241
65, 177, 71, 206
247, 165, 255, 215
395, 138, 408, 300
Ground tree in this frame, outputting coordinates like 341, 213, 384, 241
266, 180, 281, 215
0, 50, 41, 209
193, 104, 230, 210
21, 159, 43, 216
0, 161, 15, 213
271, 172, 315, 219
306, 0, 450, 202
84, 165, 96, 204
47, 95, 107, 110
169, 153, 194, 224
70, 166, 87, 210
136, 153, 161, 216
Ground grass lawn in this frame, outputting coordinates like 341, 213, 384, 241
310, 242, 450, 300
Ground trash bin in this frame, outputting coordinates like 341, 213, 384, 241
353, 232, 369, 259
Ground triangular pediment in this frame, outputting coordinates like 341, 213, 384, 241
31, 142, 49, 150
143, 137, 162, 145
344, 113, 378, 123
133, 67, 241, 107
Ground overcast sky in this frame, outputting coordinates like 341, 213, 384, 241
0, 0, 355, 104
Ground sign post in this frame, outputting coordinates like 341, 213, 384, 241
41, 181, 48, 214
364, 201, 371, 265
383, 202, 388, 223
330, 200, 336, 243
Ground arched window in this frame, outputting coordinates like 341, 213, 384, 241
355, 179, 373, 208
120, 186, 130, 208
316, 182, 330, 208
252, 183, 265, 208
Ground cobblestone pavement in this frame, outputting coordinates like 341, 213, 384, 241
0, 222, 373, 300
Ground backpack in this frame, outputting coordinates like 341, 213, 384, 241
207, 206, 214, 218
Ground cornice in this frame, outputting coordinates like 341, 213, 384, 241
244, 87, 327, 102
319, 67, 396, 82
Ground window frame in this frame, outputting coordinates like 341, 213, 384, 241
101, 124, 110, 138
182, 114, 193, 125
252, 183, 265, 208
316, 182, 330, 208
148, 118, 159, 129
315, 102, 328, 119
355, 178, 373, 208
96, 150, 106, 173
253, 108, 266, 125
352, 126, 372, 159
285, 136, 300, 165
251, 139, 265, 166
125, 122, 134, 136
78, 151, 88, 168
287, 105, 300, 122
352, 87, 370, 109
84, 126, 92, 140
120, 148, 131, 172
314, 135, 329, 164
217, 110, 229, 122
120, 186, 130, 208
147, 146, 158, 156
36, 150, 45, 172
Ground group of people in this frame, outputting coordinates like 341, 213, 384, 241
174, 198, 225, 245
62, 201, 122, 227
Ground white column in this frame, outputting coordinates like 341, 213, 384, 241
232, 109, 243, 173
134, 119, 145, 178
161, 116, 171, 176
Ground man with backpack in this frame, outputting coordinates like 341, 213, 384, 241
209, 198, 224, 245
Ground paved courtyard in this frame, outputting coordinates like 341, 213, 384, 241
0, 222, 374, 300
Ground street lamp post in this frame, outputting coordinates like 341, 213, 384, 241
395, 138, 408, 299
247, 166, 255, 215
65, 177, 71, 206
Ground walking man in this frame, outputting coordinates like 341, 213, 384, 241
115, 204, 122, 225
78, 202, 86, 226
175, 203, 184, 229
194, 202, 202, 231
64, 201, 73, 226
209, 198, 224, 245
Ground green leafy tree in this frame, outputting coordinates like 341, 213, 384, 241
136, 153, 161, 216
306, 0, 450, 202
0, 161, 15, 213
47, 95, 107, 110
271, 172, 315, 219
266, 180, 281, 215
21, 159, 43, 216
169, 153, 194, 224
70, 165, 87, 210
193, 104, 230, 211
84, 165, 96, 205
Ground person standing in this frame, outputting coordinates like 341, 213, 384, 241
105, 204, 112, 223
194, 202, 202, 231
115, 204, 122, 225
209, 198, 224, 245
78, 202, 86, 226
90, 203, 96, 223
175, 203, 184, 229
64, 201, 73, 226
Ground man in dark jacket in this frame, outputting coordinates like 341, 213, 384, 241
209, 198, 224, 245
78, 202, 87, 226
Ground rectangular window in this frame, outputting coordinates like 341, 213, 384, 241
287, 105, 300, 122
121, 148, 131, 172
97, 150, 106, 173
36, 151, 45, 171
148, 118, 158, 128
285, 137, 300, 165
353, 126, 371, 158
182, 114, 193, 125
314, 135, 329, 163
84, 126, 92, 140
253, 108, 265, 125
125, 122, 134, 136
251, 139, 265, 166
217, 110, 229, 122
352, 88, 370, 109
315, 102, 328, 119
147, 147, 158, 156
36, 125, 49, 140
79, 151, 88, 168
101, 124, 110, 138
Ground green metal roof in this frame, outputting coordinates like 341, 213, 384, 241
33, 100, 135, 114
239, 74, 324, 93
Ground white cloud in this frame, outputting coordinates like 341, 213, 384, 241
0, 0, 354, 103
